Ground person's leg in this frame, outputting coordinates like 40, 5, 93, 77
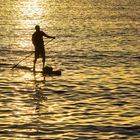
42, 55, 45, 70
33, 51, 38, 72
33, 57, 37, 72
42, 48, 46, 70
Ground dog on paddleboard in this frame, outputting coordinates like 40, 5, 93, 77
43, 66, 61, 76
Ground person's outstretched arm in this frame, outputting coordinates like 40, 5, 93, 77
42, 31, 55, 39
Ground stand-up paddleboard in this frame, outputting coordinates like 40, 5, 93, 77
3, 63, 62, 76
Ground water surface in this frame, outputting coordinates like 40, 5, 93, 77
0, 0, 140, 139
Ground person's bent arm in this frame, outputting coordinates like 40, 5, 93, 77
43, 31, 55, 39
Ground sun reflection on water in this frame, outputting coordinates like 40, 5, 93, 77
19, 0, 43, 18
0, 0, 140, 139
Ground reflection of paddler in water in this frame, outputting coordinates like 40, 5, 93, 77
33, 75, 47, 112
32, 25, 55, 72
32, 76, 46, 133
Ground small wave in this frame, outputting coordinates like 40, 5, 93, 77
81, 125, 140, 135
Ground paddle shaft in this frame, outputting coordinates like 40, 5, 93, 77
12, 51, 34, 69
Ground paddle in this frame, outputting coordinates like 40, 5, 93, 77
12, 51, 34, 69
12, 38, 55, 69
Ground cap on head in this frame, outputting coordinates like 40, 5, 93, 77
35, 25, 40, 31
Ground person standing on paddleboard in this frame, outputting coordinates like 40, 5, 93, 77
32, 25, 55, 72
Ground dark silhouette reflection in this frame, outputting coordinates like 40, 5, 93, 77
34, 87, 45, 112
32, 25, 55, 72
27, 75, 48, 136
33, 74, 47, 113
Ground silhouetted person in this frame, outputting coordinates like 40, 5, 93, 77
32, 25, 55, 72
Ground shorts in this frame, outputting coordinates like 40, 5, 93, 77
34, 45, 45, 59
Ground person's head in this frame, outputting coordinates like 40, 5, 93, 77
35, 25, 40, 31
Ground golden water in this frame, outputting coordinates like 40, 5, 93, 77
0, 0, 140, 139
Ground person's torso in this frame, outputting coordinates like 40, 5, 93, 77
32, 31, 45, 45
